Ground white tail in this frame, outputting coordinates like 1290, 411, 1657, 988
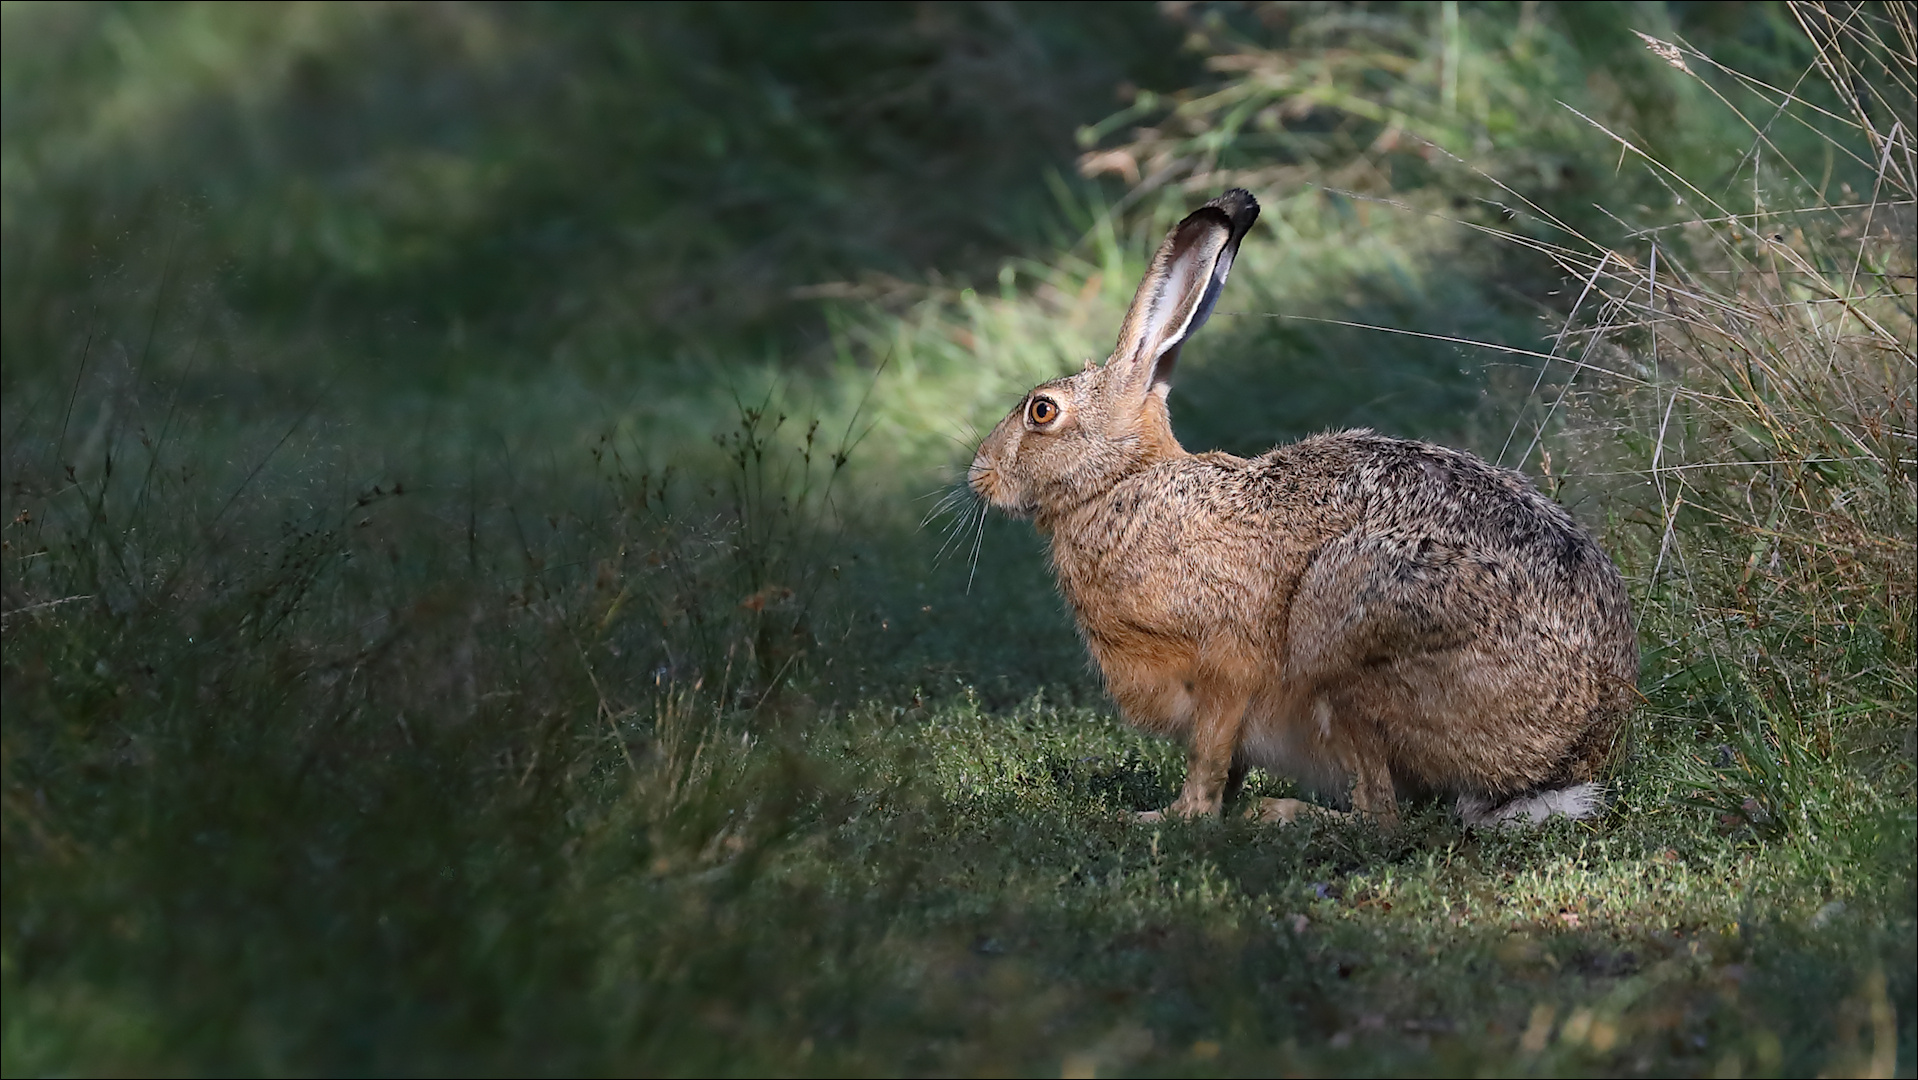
1458, 782, 1604, 828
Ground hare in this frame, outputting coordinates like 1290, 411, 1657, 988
968, 190, 1637, 828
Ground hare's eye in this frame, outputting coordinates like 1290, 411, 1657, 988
1028, 396, 1060, 426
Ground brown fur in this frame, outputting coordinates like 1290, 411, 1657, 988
969, 190, 1637, 826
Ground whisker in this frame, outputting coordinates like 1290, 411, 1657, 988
932, 494, 966, 527
944, 417, 983, 444
938, 427, 982, 451
934, 491, 977, 564
966, 500, 990, 594
920, 487, 966, 531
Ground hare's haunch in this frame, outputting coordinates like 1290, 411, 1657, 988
969, 190, 1637, 828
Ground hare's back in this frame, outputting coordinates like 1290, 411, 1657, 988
1267, 431, 1616, 593
1259, 431, 1636, 792
1256, 430, 1633, 686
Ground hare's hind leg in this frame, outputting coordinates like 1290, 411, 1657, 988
1285, 536, 1580, 815
1244, 694, 1401, 827
1316, 724, 1400, 826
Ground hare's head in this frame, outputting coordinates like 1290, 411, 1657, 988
969, 190, 1259, 521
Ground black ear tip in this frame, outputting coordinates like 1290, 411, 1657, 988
1206, 188, 1260, 234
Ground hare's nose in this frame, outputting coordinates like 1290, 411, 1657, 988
967, 460, 997, 496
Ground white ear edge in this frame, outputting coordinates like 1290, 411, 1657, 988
1139, 229, 1228, 360
1110, 189, 1259, 400
1145, 243, 1239, 399
1183, 245, 1236, 343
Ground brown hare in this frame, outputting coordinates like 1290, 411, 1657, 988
968, 190, 1637, 828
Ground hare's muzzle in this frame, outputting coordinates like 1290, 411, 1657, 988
968, 419, 1017, 508
966, 457, 999, 504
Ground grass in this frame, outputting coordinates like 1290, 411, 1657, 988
3, 2, 1914, 1076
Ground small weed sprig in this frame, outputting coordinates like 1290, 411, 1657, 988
586, 385, 863, 704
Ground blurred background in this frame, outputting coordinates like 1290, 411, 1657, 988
3, 1, 1836, 446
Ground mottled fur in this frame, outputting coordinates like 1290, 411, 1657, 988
969, 190, 1637, 827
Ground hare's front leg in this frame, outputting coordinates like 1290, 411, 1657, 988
1139, 682, 1252, 821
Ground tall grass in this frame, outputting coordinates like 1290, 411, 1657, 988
1501, 5, 1916, 854
0, 366, 889, 1071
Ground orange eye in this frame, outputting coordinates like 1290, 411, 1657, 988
1027, 396, 1059, 425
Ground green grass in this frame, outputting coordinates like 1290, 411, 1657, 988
4, 636, 1909, 1073
4, 2, 1914, 1076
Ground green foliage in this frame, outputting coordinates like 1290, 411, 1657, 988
1075, 1, 1845, 228
3, 2, 1914, 1076
1509, 2, 1918, 866
1, 0, 1194, 378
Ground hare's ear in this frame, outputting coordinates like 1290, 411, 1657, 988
1108, 188, 1259, 402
